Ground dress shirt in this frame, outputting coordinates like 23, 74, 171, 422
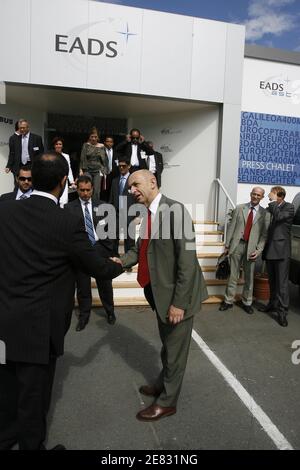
147, 155, 156, 173
16, 188, 32, 200
106, 148, 113, 173
148, 192, 162, 223
131, 143, 139, 167
31, 190, 58, 204
247, 203, 259, 221
21, 132, 30, 165
79, 198, 99, 241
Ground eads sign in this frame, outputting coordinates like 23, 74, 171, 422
55, 34, 118, 58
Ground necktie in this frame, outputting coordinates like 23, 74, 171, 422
84, 202, 96, 245
19, 193, 28, 200
243, 207, 254, 242
21, 135, 29, 165
119, 176, 126, 210
137, 209, 152, 287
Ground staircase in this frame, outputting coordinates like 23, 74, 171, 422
90, 221, 244, 306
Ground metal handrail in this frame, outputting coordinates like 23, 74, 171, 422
214, 178, 236, 243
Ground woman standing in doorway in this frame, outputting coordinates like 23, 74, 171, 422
80, 127, 108, 201
53, 137, 76, 207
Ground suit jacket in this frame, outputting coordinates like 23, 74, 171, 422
263, 201, 294, 260
0, 195, 122, 364
0, 190, 17, 201
226, 203, 270, 259
121, 194, 208, 322
7, 133, 44, 174
65, 198, 116, 257
115, 140, 153, 169
104, 147, 119, 196
109, 175, 135, 216
152, 151, 164, 188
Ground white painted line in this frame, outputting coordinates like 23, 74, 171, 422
192, 329, 293, 450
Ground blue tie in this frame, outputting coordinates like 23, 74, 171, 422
119, 176, 126, 209
84, 202, 96, 245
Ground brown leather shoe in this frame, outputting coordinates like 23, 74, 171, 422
136, 404, 176, 421
139, 385, 161, 397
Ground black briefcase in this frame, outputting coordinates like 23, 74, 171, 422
216, 253, 230, 280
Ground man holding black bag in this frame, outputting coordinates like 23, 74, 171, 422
219, 187, 269, 314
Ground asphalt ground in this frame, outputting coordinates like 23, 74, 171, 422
45, 283, 300, 451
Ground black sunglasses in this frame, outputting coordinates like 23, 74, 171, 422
19, 177, 32, 182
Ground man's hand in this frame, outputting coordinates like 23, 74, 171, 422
268, 191, 277, 202
223, 247, 229, 256
167, 305, 185, 325
139, 135, 145, 143
110, 257, 123, 266
249, 251, 258, 261
126, 134, 131, 142
5, 168, 10, 173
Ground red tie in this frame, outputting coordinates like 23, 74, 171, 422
137, 210, 152, 287
243, 207, 254, 242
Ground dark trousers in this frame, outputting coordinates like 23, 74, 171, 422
143, 284, 193, 407
76, 270, 114, 322
266, 258, 290, 313
0, 357, 56, 450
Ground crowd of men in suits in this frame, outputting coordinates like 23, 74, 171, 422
3, 120, 164, 333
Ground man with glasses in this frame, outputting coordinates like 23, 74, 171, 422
0, 166, 33, 201
219, 187, 270, 314
109, 157, 137, 254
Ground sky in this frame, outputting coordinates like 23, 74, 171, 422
95, 0, 300, 52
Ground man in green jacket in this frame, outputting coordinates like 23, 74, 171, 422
112, 170, 208, 421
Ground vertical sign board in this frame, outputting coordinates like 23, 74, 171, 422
239, 58, 300, 199
239, 111, 300, 186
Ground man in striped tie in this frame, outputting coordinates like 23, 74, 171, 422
65, 175, 117, 330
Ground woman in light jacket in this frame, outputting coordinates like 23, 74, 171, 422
53, 136, 76, 207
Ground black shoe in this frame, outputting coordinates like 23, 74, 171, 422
278, 311, 288, 327
50, 444, 66, 450
107, 313, 116, 325
219, 301, 233, 311
236, 299, 254, 314
76, 319, 88, 331
257, 303, 274, 313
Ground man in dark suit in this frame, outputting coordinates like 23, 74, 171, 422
0, 165, 33, 201
66, 175, 117, 329
5, 119, 44, 179
260, 186, 294, 327
109, 157, 137, 254
112, 170, 208, 421
100, 136, 119, 202
115, 128, 153, 173
0, 153, 122, 450
146, 141, 164, 188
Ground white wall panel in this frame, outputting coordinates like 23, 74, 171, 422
131, 107, 219, 219
87, 2, 143, 93
0, 0, 31, 83
140, 10, 193, 98
30, 0, 89, 88
223, 24, 245, 105
190, 19, 226, 102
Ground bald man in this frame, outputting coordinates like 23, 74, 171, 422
219, 187, 270, 314
112, 170, 208, 421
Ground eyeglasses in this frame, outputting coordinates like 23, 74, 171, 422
119, 164, 128, 168
19, 177, 32, 182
